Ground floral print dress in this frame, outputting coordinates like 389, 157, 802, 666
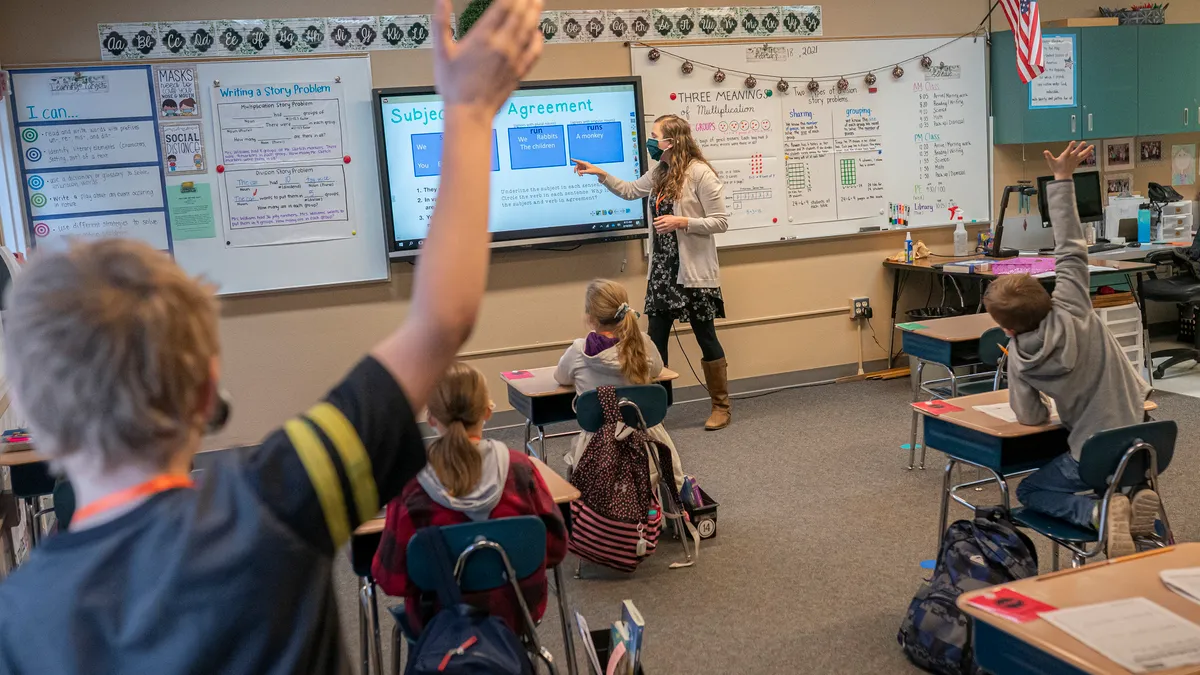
644, 195, 725, 323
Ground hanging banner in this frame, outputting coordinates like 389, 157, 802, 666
99, 6, 822, 60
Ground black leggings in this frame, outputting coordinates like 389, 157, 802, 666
648, 314, 725, 364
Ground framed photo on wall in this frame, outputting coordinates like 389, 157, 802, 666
1077, 141, 1100, 172
1104, 138, 1135, 170
1139, 137, 1164, 164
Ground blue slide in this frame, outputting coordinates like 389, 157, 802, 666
411, 130, 499, 177
567, 122, 624, 165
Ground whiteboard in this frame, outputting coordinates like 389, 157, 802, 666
631, 37, 991, 247
7, 57, 389, 295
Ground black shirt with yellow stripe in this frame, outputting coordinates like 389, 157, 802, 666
0, 357, 426, 675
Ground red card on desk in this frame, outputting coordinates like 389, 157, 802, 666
502, 370, 535, 380
913, 400, 963, 415
967, 588, 1057, 623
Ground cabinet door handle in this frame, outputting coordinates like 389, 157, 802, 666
1187, 108, 1191, 126
1071, 114, 1077, 133
1088, 113, 1093, 132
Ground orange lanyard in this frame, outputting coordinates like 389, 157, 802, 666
655, 193, 666, 212
72, 474, 194, 525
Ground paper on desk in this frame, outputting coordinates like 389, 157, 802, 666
1162, 568, 1200, 605
1032, 265, 1119, 279
1040, 597, 1200, 673
974, 398, 1059, 424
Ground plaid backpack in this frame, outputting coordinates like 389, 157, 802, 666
897, 507, 1038, 675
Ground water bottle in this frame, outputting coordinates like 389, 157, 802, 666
905, 231, 914, 263
953, 219, 968, 257
1137, 204, 1152, 243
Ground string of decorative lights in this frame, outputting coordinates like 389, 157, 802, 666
632, 1, 999, 92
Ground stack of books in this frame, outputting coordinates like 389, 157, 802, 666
577, 599, 646, 675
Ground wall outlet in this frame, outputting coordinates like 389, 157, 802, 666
850, 296, 871, 319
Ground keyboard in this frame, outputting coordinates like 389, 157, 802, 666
1088, 243, 1123, 253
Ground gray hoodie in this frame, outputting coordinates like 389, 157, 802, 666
1007, 179, 1151, 460
416, 438, 511, 521
553, 332, 664, 395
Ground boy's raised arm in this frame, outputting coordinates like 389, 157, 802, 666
1043, 142, 1095, 316
371, 0, 543, 412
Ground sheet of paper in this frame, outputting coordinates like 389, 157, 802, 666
974, 398, 1058, 424
1030, 34, 1076, 109
1162, 568, 1200, 605
1040, 597, 1200, 673
167, 182, 217, 241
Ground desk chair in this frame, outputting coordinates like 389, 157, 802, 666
1011, 420, 1176, 570
7, 461, 57, 550
1143, 233, 1200, 379
350, 530, 386, 675
574, 384, 694, 571
389, 518, 558, 675
910, 327, 1010, 470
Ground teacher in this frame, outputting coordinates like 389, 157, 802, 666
572, 115, 732, 430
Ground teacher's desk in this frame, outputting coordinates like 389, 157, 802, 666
883, 255, 1156, 369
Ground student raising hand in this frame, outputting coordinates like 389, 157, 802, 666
1043, 141, 1094, 181
433, 0, 544, 120
372, 0, 543, 412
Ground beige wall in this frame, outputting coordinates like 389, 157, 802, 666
3, 0, 1196, 448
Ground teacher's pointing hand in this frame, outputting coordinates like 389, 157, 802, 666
571, 158, 606, 179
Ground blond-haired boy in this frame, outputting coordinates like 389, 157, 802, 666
0, 0, 543, 671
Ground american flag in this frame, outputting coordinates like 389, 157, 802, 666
999, 0, 1044, 83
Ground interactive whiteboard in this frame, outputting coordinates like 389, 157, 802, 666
631, 37, 991, 246
7, 56, 388, 295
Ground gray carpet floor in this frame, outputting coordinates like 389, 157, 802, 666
332, 377, 1200, 674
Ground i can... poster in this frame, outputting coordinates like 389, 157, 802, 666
160, 122, 207, 175
154, 64, 201, 119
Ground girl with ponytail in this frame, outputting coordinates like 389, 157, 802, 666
555, 279, 686, 490
373, 362, 567, 634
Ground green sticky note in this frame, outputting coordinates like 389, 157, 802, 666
897, 322, 928, 331
167, 182, 216, 241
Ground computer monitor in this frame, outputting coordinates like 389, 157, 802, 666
1037, 171, 1104, 227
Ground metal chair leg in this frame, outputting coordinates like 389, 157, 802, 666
937, 460, 955, 551
908, 360, 926, 470
366, 580, 383, 675
1051, 542, 1060, 572
358, 583, 371, 675
391, 623, 403, 675
1071, 554, 1084, 569
553, 565, 579, 675
574, 556, 582, 579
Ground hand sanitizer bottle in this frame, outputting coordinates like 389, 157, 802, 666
905, 231, 914, 263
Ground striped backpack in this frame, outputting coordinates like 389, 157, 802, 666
568, 386, 672, 572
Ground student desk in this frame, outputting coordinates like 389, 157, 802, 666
502, 366, 679, 460
351, 456, 582, 675
883, 256, 1157, 369
913, 390, 1158, 551
900, 313, 1001, 470
960, 544, 1200, 675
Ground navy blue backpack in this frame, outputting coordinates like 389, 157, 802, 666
407, 529, 534, 675
897, 507, 1039, 675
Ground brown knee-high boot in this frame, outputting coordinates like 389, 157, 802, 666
701, 357, 731, 430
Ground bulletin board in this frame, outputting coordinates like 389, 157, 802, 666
6, 56, 389, 295
631, 37, 992, 247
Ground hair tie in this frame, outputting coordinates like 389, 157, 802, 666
613, 303, 640, 321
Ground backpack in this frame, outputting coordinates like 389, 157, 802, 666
568, 386, 675, 572
897, 507, 1039, 675
406, 528, 534, 675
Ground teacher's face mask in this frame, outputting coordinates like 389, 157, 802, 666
646, 138, 669, 161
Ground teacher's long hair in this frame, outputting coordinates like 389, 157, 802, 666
651, 114, 717, 202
